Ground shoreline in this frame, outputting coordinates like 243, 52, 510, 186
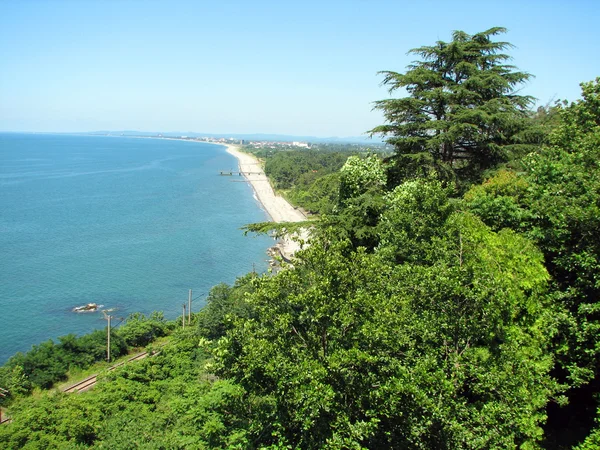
143, 137, 308, 260
223, 144, 307, 259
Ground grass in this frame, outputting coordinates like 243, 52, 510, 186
55, 335, 172, 392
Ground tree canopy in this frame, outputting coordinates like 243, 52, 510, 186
371, 27, 534, 187
464, 78, 600, 447
217, 189, 557, 448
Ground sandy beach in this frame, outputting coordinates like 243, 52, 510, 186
224, 144, 308, 259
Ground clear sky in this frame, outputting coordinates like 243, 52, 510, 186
1, 0, 598, 137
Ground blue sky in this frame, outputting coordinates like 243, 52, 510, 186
1, 0, 598, 137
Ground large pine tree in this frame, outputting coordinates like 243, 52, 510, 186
371, 27, 533, 186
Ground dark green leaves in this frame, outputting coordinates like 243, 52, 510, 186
216, 180, 556, 448
371, 27, 534, 188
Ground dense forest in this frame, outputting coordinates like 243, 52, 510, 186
2, 27, 600, 448
247, 145, 383, 215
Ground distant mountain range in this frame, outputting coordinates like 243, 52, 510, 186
84, 130, 383, 145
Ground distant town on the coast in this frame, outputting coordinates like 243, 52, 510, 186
81, 130, 387, 149
153, 134, 389, 153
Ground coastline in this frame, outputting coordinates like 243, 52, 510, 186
223, 144, 307, 259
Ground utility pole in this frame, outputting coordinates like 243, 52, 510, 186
107, 314, 111, 361
182, 304, 186, 329
0, 387, 8, 423
188, 289, 192, 325
102, 311, 112, 362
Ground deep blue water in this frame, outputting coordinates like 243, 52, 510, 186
0, 133, 272, 364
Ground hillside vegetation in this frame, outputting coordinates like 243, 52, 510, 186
2, 28, 600, 449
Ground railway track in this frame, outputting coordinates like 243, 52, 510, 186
1, 347, 163, 424
62, 351, 151, 394
63, 375, 97, 393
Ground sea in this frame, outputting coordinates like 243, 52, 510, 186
0, 133, 273, 364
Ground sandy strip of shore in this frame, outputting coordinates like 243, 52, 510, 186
223, 144, 307, 258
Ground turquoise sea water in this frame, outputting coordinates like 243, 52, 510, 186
0, 133, 272, 364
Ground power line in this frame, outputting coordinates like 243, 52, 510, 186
110, 317, 125, 330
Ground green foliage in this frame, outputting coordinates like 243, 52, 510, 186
514, 103, 564, 152
465, 78, 600, 447
463, 169, 531, 231
0, 365, 31, 406
377, 179, 454, 263
197, 274, 258, 340
289, 172, 341, 214
313, 154, 388, 251
243, 220, 312, 240
119, 311, 170, 348
322, 189, 387, 251
262, 150, 351, 215
78, 329, 128, 363
371, 27, 534, 187
0, 393, 102, 448
216, 181, 557, 448
0, 330, 253, 449
576, 408, 600, 450
248, 154, 387, 251
338, 154, 386, 202
0, 314, 170, 395
265, 150, 349, 191
7, 340, 72, 389
466, 79, 600, 381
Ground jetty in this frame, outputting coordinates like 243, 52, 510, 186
219, 171, 262, 176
